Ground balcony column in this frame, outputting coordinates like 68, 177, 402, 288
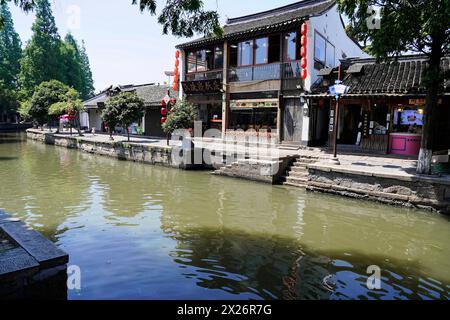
179, 49, 186, 100
222, 40, 229, 139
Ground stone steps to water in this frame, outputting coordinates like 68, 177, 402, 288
280, 156, 319, 188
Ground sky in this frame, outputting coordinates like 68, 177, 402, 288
10, 0, 297, 93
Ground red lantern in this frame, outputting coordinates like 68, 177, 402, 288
161, 117, 166, 124
301, 69, 308, 80
300, 46, 307, 58
175, 50, 180, 59
175, 59, 180, 68
301, 35, 307, 46
300, 58, 307, 69
301, 22, 308, 36
161, 99, 167, 106
161, 107, 167, 116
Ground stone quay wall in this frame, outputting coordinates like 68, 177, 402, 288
26, 130, 200, 170
306, 164, 450, 214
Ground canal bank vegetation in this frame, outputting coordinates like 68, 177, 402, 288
0, 0, 94, 125
101, 91, 145, 142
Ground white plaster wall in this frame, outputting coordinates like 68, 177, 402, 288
301, 3, 370, 142
88, 110, 102, 131
79, 111, 89, 128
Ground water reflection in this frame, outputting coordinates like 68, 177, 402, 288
0, 133, 449, 300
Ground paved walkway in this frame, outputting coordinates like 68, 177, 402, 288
39, 129, 449, 182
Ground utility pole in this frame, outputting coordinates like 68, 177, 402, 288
330, 65, 348, 165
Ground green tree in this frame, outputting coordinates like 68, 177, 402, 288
134, 0, 222, 37
60, 33, 84, 95
79, 40, 95, 100
2, 1, 221, 37
28, 80, 70, 128
18, 0, 64, 95
0, 80, 19, 119
0, 0, 34, 27
162, 99, 195, 134
103, 91, 145, 141
0, 2, 21, 89
48, 87, 84, 135
337, 0, 450, 174
101, 98, 121, 140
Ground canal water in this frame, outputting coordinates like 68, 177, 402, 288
0, 133, 449, 300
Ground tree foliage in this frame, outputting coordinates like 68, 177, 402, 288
133, 0, 222, 37
0, 80, 19, 115
18, 0, 64, 95
28, 80, 70, 126
48, 88, 83, 116
2, 0, 221, 37
337, 0, 450, 174
102, 91, 145, 141
162, 99, 196, 133
79, 40, 95, 99
0, 0, 35, 27
0, 2, 21, 89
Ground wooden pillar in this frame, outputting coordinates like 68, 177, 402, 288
222, 40, 229, 139
277, 94, 283, 144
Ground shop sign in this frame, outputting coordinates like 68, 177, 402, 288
230, 99, 279, 109
182, 79, 222, 94
409, 99, 425, 105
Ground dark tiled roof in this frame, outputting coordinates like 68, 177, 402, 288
176, 0, 335, 50
83, 83, 175, 108
310, 55, 450, 96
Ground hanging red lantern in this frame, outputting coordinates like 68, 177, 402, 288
161, 99, 167, 106
301, 22, 308, 36
175, 59, 180, 68
161, 107, 167, 116
161, 117, 167, 124
301, 69, 308, 80
175, 50, 180, 59
301, 35, 307, 46
300, 58, 307, 69
301, 46, 307, 58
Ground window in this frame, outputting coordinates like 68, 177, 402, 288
205, 48, 215, 70
255, 38, 269, 64
238, 41, 253, 66
284, 32, 298, 61
326, 42, 335, 67
229, 44, 238, 67
214, 46, 223, 69
187, 51, 196, 73
196, 50, 207, 72
314, 32, 326, 65
314, 31, 336, 68
268, 35, 281, 63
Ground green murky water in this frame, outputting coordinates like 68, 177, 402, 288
0, 133, 449, 300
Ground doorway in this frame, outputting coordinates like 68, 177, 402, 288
283, 98, 303, 143
338, 105, 361, 145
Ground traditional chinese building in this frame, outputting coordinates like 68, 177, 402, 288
82, 83, 174, 137
176, 0, 368, 144
305, 55, 450, 157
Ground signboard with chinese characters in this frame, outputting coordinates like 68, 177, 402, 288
230, 99, 279, 109
182, 79, 222, 94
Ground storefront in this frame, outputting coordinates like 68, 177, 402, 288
307, 55, 450, 157
313, 97, 444, 157
227, 98, 279, 140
